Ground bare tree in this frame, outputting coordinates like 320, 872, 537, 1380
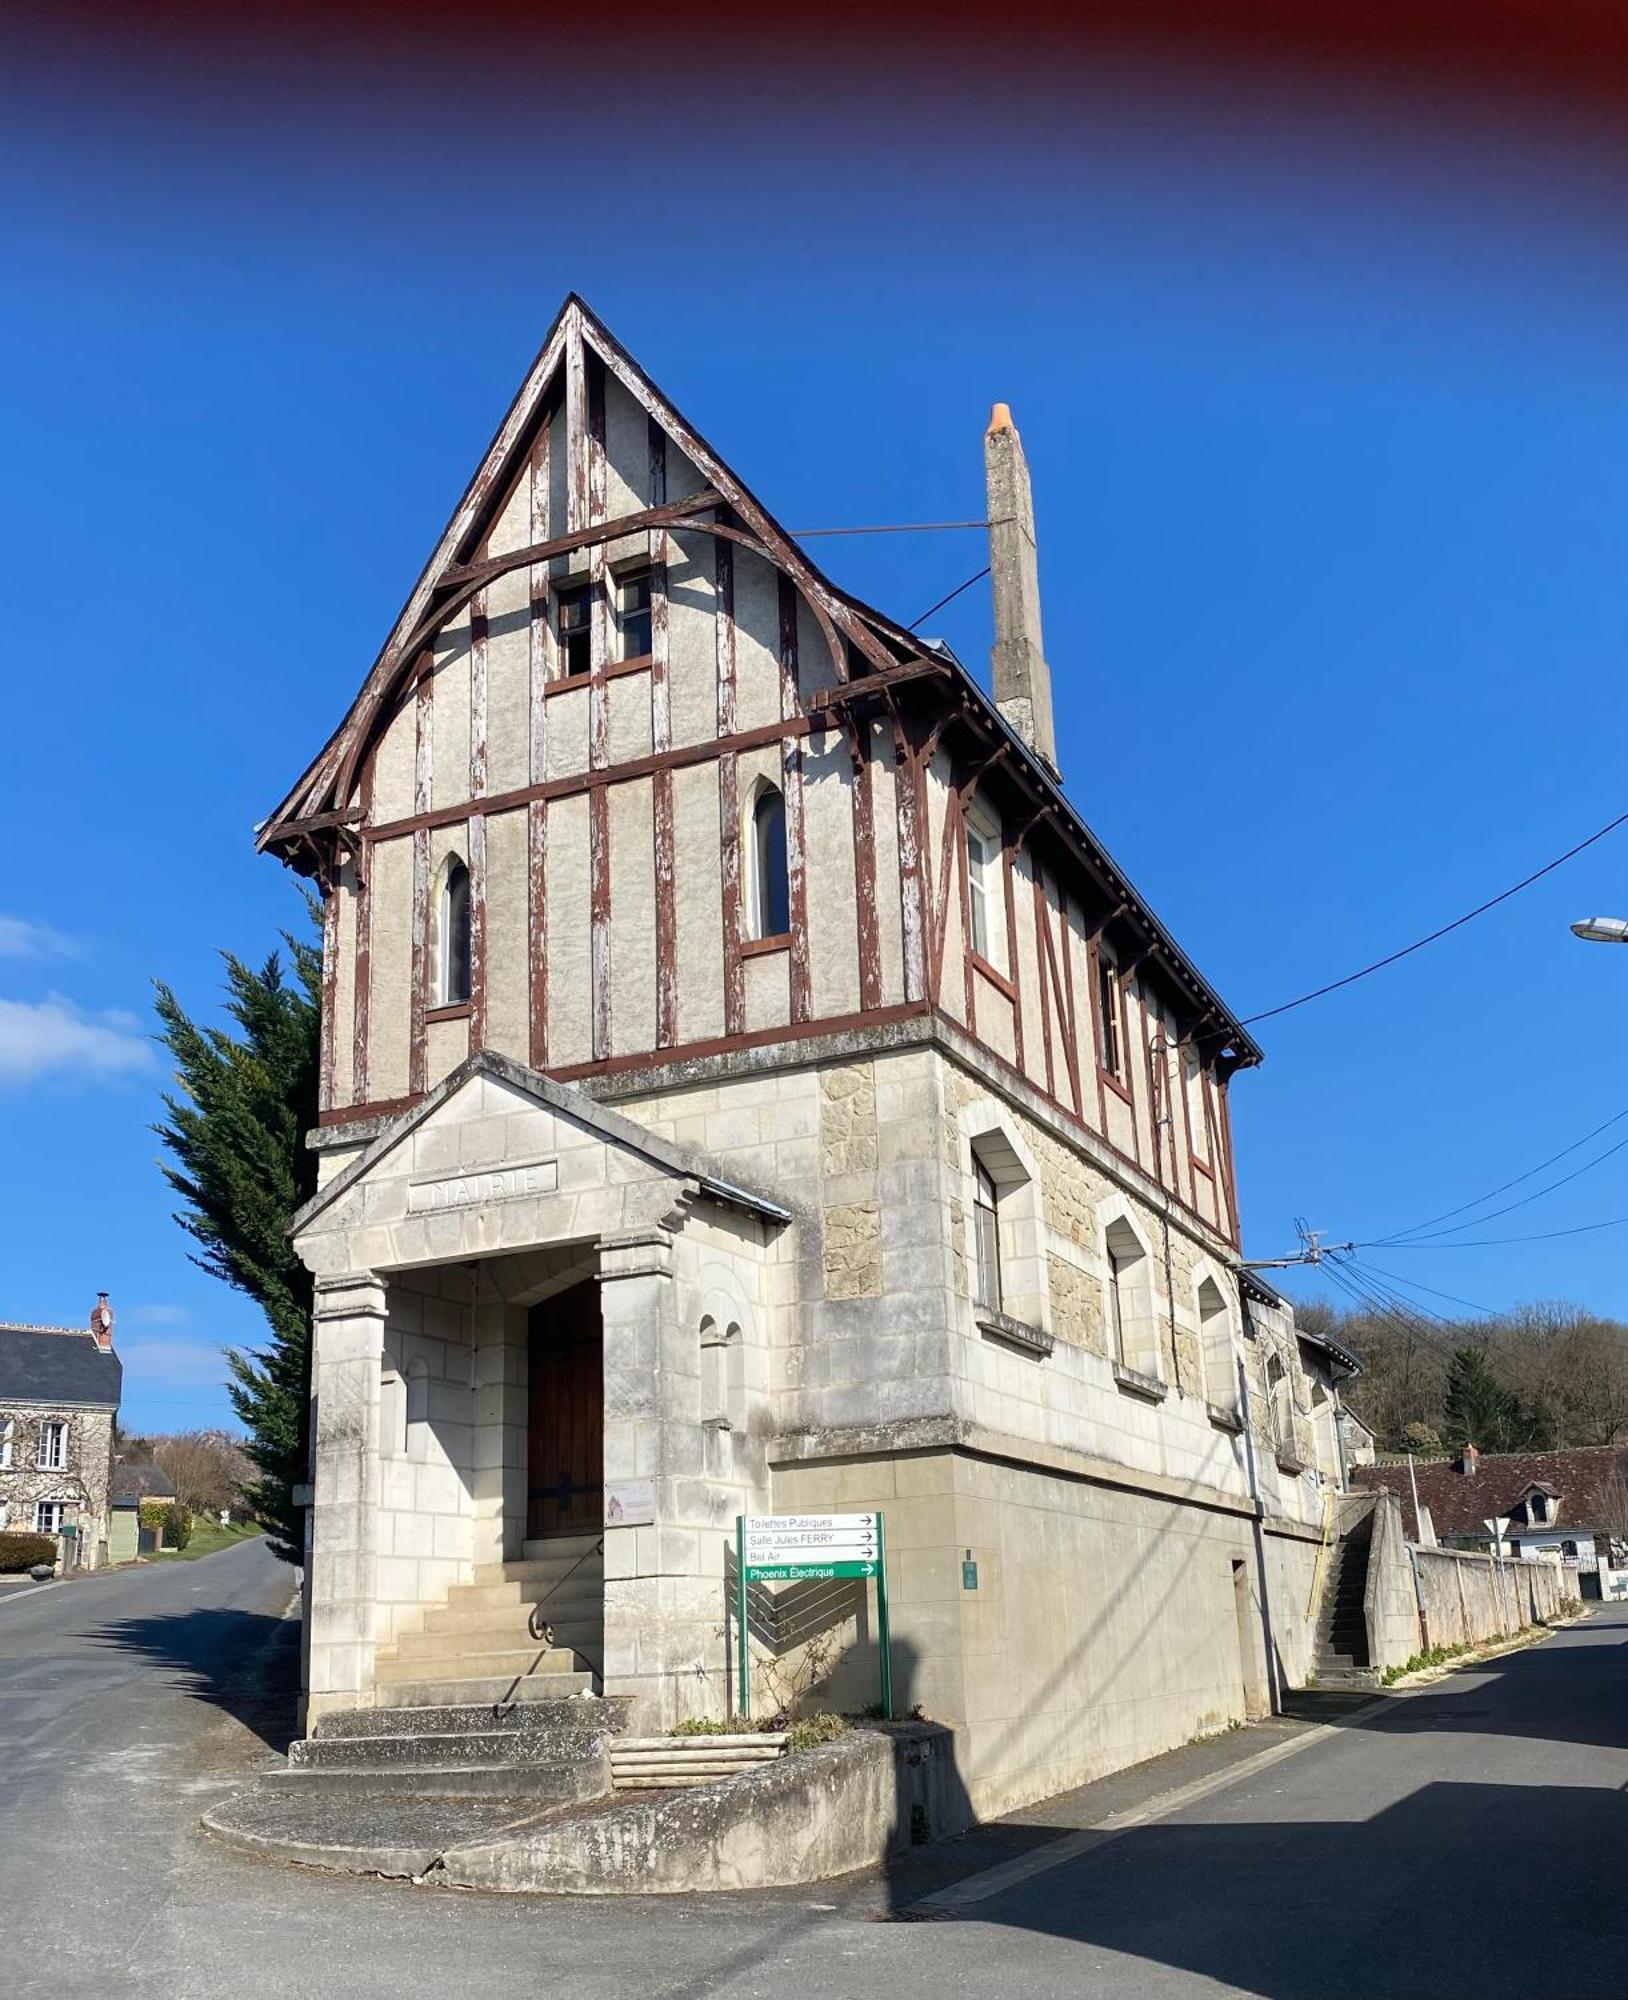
149, 1432, 251, 1519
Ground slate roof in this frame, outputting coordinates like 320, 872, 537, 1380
1354, 1445, 1628, 1541
0, 1325, 121, 1409
112, 1460, 176, 1503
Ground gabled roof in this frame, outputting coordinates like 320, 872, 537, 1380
1355, 1445, 1628, 1541
259, 294, 1261, 1066
291, 1049, 792, 1236
112, 1460, 176, 1503
0, 1325, 121, 1409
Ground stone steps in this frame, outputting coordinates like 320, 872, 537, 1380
376, 1642, 587, 1681
609, 1733, 786, 1791
364, 1670, 596, 1708
312, 1698, 630, 1741
258, 1765, 589, 1800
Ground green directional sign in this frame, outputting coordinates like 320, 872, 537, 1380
746, 1559, 876, 1582
735, 1512, 892, 1721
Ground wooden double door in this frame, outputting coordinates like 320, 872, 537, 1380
526, 1280, 604, 1539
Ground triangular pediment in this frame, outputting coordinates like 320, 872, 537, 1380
260, 294, 928, 856
292, 1051, 788, 1238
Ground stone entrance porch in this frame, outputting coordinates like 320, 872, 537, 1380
293, 1054, 788, 1728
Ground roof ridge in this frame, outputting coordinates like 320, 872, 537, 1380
0, 1321, 89, 1337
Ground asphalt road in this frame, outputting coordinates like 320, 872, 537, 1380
4, 1546, 1625, 1999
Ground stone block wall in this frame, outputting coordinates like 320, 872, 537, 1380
1412, 1546, 1569, 1653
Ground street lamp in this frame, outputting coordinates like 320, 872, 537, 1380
1571, 916, 1628, 944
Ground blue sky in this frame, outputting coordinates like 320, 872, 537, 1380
5, 35, 1627, 1430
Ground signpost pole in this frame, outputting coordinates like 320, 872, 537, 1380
735, 1515, 750, 1722
876, 1512, 893, 1720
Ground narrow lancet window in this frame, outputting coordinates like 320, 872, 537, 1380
442, 859, 472, 1005
752, 785, 790, 938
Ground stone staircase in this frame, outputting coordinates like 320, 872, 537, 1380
1312, 1507, 1379, 1688
370, 1531, 605, 1709
270, 1696, 630, 1800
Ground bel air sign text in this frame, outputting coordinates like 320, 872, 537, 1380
408, 1158, 559, 1215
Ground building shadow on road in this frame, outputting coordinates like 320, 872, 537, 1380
85, 1608, 301, 1754
891, 1779, 1628, 2000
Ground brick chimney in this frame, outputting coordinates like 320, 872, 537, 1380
984, 404, 1058, 778
89, 1293, 114, 1350
1457, 1443, 1478, 1476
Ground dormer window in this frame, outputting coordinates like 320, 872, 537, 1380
441, 858, 472, 1006
1529, 1492, 1551, 1524
555, 583, 592, 676
616, 569, 652, 662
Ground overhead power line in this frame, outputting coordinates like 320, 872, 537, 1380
1343, 1257, 1500, 1318
1362, 1129, 1628, 1247
1241, 807, 1628, 1027
1371, 1211, 1628, 1250
789, 519, 990, 539
909, 565, 991, 632
1367, 1102, 1628, 1244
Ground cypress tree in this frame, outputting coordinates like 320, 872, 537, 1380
153, 934, 320, 1564
1442, 1345, 1539, 1455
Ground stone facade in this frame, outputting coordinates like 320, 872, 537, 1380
267, 299, 1359, 1815
0, 1309, 121, 1569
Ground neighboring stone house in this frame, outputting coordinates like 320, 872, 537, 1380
0, 1297, 121, 1568
109, 1459, 179, 1564
1357, 1444, 1628, 1580
260, 297, 1347, 1816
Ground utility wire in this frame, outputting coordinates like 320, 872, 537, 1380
1362, 1130, 1628, 1246
1241, 808, 1628, 1027
1367, 1102, 1628, 1244
1343, 1257, 1500, 1319
1369, 1211, 1628, 1250
789, 518, 990, 539
909, 565, 991, 633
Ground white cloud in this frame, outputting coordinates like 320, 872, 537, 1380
128, 1304, 191, 1327
118, 1335, 229, 1392
0, 994, 153, 1086
0, 916, 82, 960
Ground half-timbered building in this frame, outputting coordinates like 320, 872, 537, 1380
264, 297, 1336, 1817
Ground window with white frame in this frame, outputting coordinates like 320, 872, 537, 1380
971, 1153, 1003, 1313
0, 1502, 8, 1530
615, 568, 653, 661
1097, 953, 1124, 1080
37, 1421, 66, 1472
748, 782, 790, 940
0, 1418, 12, 1469
35, 1501, 65, 1533
1198, 1276, 1236, 1411
965, 802, 1003, 968
440, 857, 472, 1006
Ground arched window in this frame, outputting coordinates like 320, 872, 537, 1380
1104, 1215, 1159, 1381
699, 1316, 742, 1430
441, 858, 472, 1005
750, 784, 790, 939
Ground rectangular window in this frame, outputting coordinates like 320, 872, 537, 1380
966, 808, 1003, 968
0, 1502, 8, 1531
616, 569, 652, 661
34, 1501, 64, 1534
1097, 957, 1122, 1078
555, 583, 593, 676
37, 1421, 66, 1472
1107, 1248, 1128, 1364
972, 1156, 1002, 1312
0, 1420, 12, 1469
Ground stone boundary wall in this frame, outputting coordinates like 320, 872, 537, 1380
433, 1723, 963, 1894
1412, 1545, 1569, 1654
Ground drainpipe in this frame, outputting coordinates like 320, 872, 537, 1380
1235, 1339, 1282, 1713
